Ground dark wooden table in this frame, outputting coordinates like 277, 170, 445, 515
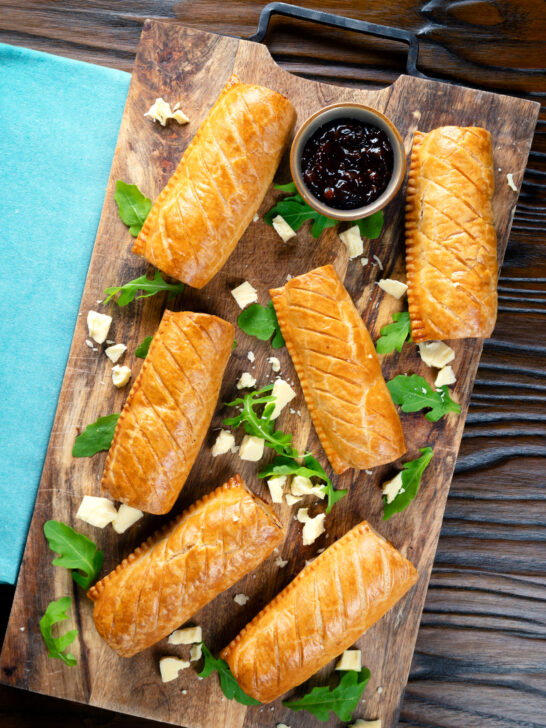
1, 2, 545, 727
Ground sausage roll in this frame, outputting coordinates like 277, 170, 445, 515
270, 265, 406, 473
133, 76, 296, 288
222, 521, 418, 703
102, 310, 234, 514
88, 475, 284, 657
405, 126, 498, 342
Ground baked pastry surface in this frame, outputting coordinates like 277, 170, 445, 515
406, 126, 498, 342
222, 521, 418, 703
101, 310, 233, 514
88, 475, 284, 657
270, 264, 406, 473
133, 75, 296, 288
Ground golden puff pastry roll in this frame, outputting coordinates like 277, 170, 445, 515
133, 75, 296, 288
88, 475, 284, 657
102, 310, 234, 515
406, 126, 498, 342
270, 265, 406, 474
222, 521, 418, 703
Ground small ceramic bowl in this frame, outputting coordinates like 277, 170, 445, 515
289, 103, 406, 221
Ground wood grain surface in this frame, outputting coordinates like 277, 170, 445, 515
1, 3, 545, 728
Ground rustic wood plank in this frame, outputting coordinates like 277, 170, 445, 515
0, 9, 531, 725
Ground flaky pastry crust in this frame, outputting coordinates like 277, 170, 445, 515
101, 310, 233, 514
270, 265, 406, 473
405, 126, 498, 342
88, 475, 284, 657
133, 75, 296, 288
222, 521, 418, 703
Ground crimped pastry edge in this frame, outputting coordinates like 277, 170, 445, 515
221, 521, 417, 662
270, 265, 348, 475
88, 474, 282, 602
132, 75, 240, 259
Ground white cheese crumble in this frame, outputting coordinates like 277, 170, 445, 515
252, 212, 259, 222
87, 310, 112, 344
302, 513, 326, 545
373, 255, 384, 270
418, 341, 455, 368
105, 343, 127, 363
112, 504, 143, 534
112, 364, 131, 388
211, 429, 237, 457
506, 173, 517, 192
145, 98, 189, 126
285, 493, 302, 506
237, 372, 257, 389
159, 656, 190, 683
277, 724, 291, 728
272, 214, 296, 242
270, 379, 296, 419
189, 643, 202, 662
382, 472, 404, 504
339, 225, 363, 258
377, 278, 408, 299
290, 475, 325, 500
296, 507, 309, 523
231, 281, 258, 309
267, 475, 287, 504
360, 257, 369, 266
274, 556, 288, 568
351, 720, 382, 728
247, 351, 255, 363
435, 365, 456, 388
76, 496, 117, 528
234, 593, 249, 606
85, 339, 96, 350
239, 435, 265, 462
336, 649, 362, 671
268, 356, 281, 373
168, 626, 202, 645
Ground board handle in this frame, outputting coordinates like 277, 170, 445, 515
248, 2, 426, 78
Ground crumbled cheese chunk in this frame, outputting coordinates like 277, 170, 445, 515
291, 475, 325, 500
302, 513, 326, 546
87, 310, 112, 344
85, 339, 96, 350
234, 593, 249, 606
360, 257, 369, 266
382, 472, 404, 504
237, 372, 257, 389
145, 97, 189, 126
418, 341, 455, 368
105, 343, 127, 363
377, 278, 408, 299
435, 365, 456, 388
339, 225, 363, 258
190, 643, 202, 662
268, 356, 281, 373
112, 504, 143, 534
271, 379, 296, 419
252, 212, 259, 222
272, 215, 296, 243
277, 724, 291, 728
239, 435, 265, 462
168, 626, 202, 645
112, 364, 131, 388
373, 255, 384, 270
159, 656, 190, 683
285, 493, 302, 506
267, 475, 287, 504
212, 429, 236, 457
231, 281, 258, 309
336, 649, 362, 671
76, 496, 117, 528
506, 173, 517, 192
247, 351, 255, 363
351, 720, 381, 728
296, 507, 309, 523
274, 556, 288, 568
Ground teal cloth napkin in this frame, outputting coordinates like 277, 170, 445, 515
0, 43, 130, 584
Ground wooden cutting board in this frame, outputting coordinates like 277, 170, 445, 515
0, 19, 539, 728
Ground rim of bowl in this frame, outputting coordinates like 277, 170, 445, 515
289, 102, 406, 221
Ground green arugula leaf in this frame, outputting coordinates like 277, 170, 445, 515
135, 336, 153, 359
259, 454, 347, 514
114, 180, 152, 236
237, 301, 285, 349
387, 374, 460, 422
44, 521, 104, 589
103, 270, 184, 307
198, 643, 260, 705
283, 668, 371, 722
376, 312, 412, 354
232, 339, 237, 350
355, 210, 384, 240
72, 413, 120, 457
383, 447, 434, 520
274, 181, 298, 194
39, 597, 78, 666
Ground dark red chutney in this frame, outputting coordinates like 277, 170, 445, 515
300, 118, 394, 210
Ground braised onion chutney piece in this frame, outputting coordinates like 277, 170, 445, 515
300, 118, 394, 210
